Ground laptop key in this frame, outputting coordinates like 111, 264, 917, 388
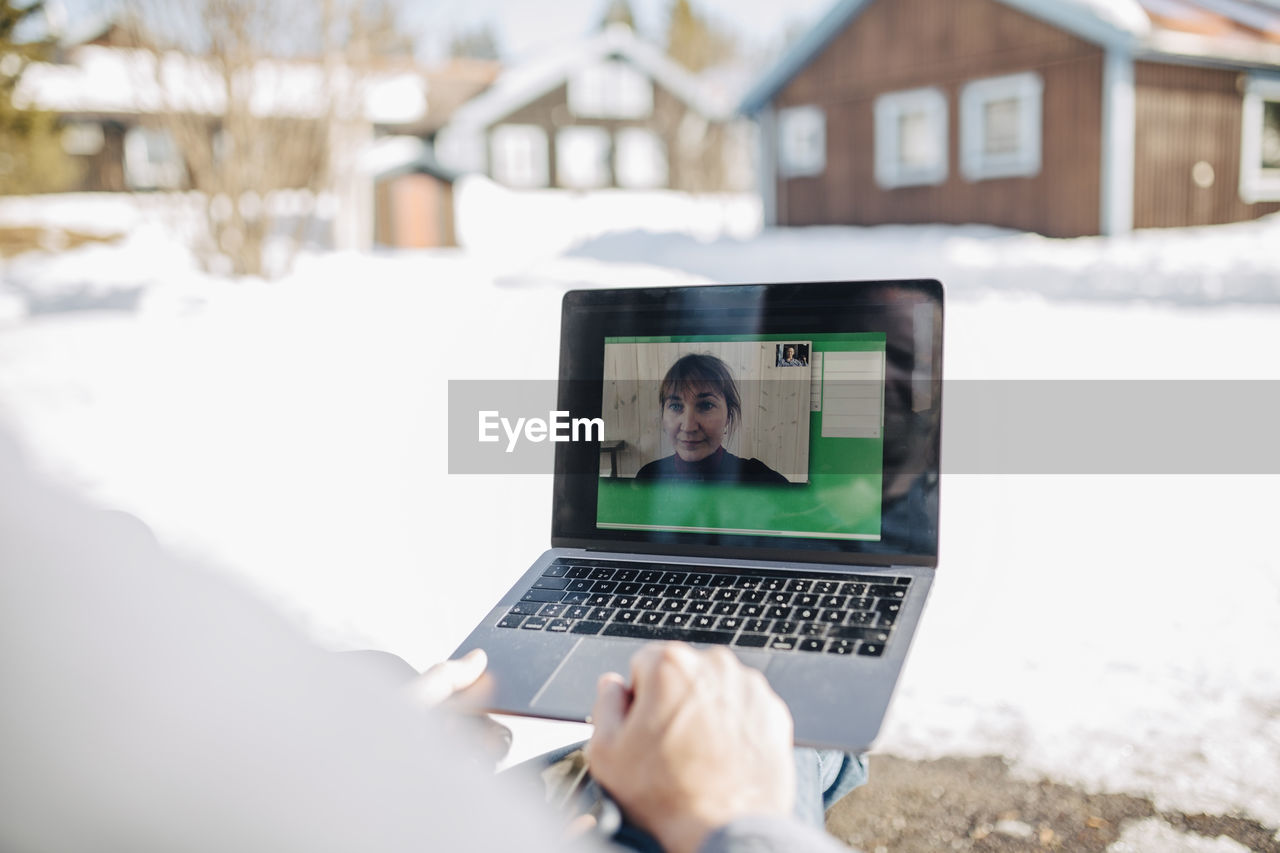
587, 594, 611, 607
692, 615, 716, 629
509, 602, 541, 615
846, 610, 876, 625
740, 604, 764, 618
497, 615, 523, 629
767, 606, 793, 620
877, 610, 899, 627
661, 599, 686, 612
870, 584, 905, 598
839, 582, 867, 597
589, 568, 615, 580
664, 613, 691, 627
857, 643, 884, 657
565, 605, 591, 620
570, 620, 605, 635
820, 609, 844, 623
821, 595, 846, 609
876, 600, 902, 615
640, 584, 666, 597
799, 639, 825, 652
709, 575, 735, 587
771, 620, 798, 634
638, 570, 663, 584
661, 572, 688, 585
768, 636, 798, 651
565, 566, 591, 579
793, 593, 817, 607
712, 602, 738, 616
714, 588, 739, 602
688, 600, 712, 614
602, 623, 732, 644
688, 588, 713, 600
761, 577, 786, 591
615, 609, 639, 623
562, 592, 590, 605
717, 617, 742, 631
541, 565, 569, 578
637, 596, 660, 611
613, 569, 638, 581
826, 639, 854, 655
813, 581, 838, 595
639, 612, 664, 625
685, 573, 711, 586
589, 607, 614, 621
734, 633, 769, 648
663, 585, 692, 599
567, 579, 594, 593
538, 603, 565, 617
591, 580, 618, 594
616, 582, 642, 595
799, 622, 828, 636
532, 577, 570, 591
794, 607, 818, 621
521, 589, 564, 603
546, 619, 572, 633
830, 626, 890, 643
734, 577, 761, 590
786, 579, 810, 592
742, 618, 770, 633
521, 617, 548, 630
767, 592, 792, 606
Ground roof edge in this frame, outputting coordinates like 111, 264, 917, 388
737, 0, 1148, 116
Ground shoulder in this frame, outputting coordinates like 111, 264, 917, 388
736, 456, 790, 484
635, 457, 674, 480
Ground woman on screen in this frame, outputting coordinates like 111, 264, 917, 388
635, 353, 788, 484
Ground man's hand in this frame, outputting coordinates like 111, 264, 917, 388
407, 649, 511, 764
409, 648, 490, 708
585, 644, 796, 853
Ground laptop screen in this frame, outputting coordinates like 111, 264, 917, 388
552, 281, 942, 567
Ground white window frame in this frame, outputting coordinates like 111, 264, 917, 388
960, 71, 1043, 181
615, 127, 668, 189
490, 124, 549, 188
874, 87, 949, 189
1240, 76, 1280, 204
556, 126, 611, 189
567, 59, 653, 120
777, 105, 826, 178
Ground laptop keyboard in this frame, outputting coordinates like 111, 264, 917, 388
497, 558, 910, 657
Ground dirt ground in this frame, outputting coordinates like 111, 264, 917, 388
825, 755, 1279, 853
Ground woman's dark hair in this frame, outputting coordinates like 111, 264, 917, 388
659, 353, 742, 428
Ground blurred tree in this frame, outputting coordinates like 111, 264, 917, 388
600, 0, 636, 30
120, 0, 411, 277
0, 0, 79, 194
665, 0, 735, 73
448, 24, 499, 60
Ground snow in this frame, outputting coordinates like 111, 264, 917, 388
2, 190, 1279, 835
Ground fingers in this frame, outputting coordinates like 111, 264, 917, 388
587, 671, 630, 747
412, 648, 488, 708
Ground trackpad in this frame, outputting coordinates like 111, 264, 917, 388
531, 639, 637, 715
529, 640, 770, 716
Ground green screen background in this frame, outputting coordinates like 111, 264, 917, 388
596, 333, 886, 541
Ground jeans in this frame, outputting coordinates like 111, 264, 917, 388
520, 746, 867, 853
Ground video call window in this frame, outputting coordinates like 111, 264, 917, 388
597, 333, 888, 541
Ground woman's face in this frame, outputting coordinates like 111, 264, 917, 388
662, 384, 730, 462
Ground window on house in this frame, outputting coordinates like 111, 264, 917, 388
124, 126, 185, 190
490, 124, 549, 188
615, 128, 667, 188
1240, 77, 1280, 203
557, 126, 611, 188
777, 105, 825, 177
959, 72, 1043, 181
61, 122, 105, 156
874, 88, 948, 189
568, 59, 653, 120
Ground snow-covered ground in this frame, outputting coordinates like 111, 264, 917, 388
2, 187, 1278, 838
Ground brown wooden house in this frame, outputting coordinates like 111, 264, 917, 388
433, 24, 751, 193
739, 0, 1280, 236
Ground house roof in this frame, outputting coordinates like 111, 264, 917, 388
360, 135, 459, 182
738, 0, 1280, 115
14, 46, 429, 125
442, 23, 729, 134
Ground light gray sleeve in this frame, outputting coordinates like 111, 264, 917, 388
700, 816, 854, 853
0, 433, 607, 853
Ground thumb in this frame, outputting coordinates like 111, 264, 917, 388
587, 672, 630, 747
414, 648, 488, 707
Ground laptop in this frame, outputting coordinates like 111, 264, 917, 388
452, 279, 943, 751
